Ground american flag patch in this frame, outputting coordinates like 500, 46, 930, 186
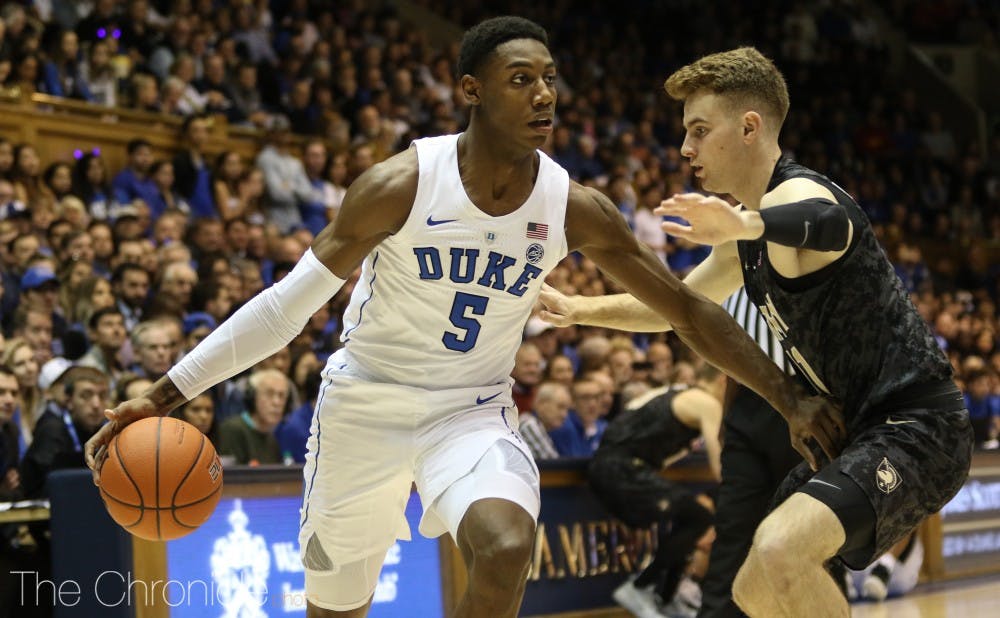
526, 222, 548, 239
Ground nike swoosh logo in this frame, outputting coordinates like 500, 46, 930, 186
427, 216, 458, 226
476, 392, 502, 405
885, 418, 918, 425
801, 220, 811, 246
807, 478, 841, 491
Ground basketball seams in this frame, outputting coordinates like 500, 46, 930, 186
98, 431, 146, 523
99, 486, 222, 511
170, 433, 207, 526
172, 482, 223, 509
155, 416, 162, 540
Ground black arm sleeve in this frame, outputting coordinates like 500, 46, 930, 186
758, 198, 850, 251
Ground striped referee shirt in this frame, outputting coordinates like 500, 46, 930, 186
722, 288, 796, 375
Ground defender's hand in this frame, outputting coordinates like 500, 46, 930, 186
538, 283, 578, 327
656, 193, 756, 246
786, 393, 846, 471
85, 397, 161, 486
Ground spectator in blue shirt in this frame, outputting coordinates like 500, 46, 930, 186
41, 30, 93, 101
300, 140, 337, 237
172, 115, 217, 219
111, 139, 159, 210
965, 369, 1000, 447
549, 377, 607, 457
275, 369, 322, 464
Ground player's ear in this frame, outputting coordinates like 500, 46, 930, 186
742, 111, 762, 142
461, 74, 482, 106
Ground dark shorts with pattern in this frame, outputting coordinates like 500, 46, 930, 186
588, 453, 692, 528
771, 379, 973, 569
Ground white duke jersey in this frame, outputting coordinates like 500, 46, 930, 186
337, 134, 569, 389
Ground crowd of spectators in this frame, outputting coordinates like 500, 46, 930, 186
0, 0, 996, 518
884, 0, 1000, 46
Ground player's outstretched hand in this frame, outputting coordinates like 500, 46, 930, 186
656, 193, 751, 246
85, 397, 160, 486
786, 393, 846, 471
538, 283, 577, 327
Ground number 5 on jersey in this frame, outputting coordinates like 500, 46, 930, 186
443, 292, 489, 352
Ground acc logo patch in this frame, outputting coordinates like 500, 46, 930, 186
526, 243, 544, 264
876, 457, 901, 494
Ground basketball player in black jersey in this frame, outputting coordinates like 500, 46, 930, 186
590, 364, 725, 617
541, 47, 972, 617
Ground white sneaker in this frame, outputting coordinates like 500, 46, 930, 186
660, 576, 701, 618
861, 573, 889, 602
613, 578, 667, 618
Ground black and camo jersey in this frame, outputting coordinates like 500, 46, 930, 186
736, 158, 952, 425
596, 390, 701, 468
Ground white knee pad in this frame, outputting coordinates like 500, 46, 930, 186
303, 540, 387, 612
431, 439, 540, 541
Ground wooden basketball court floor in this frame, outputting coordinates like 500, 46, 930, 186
850, 575, 1000, 617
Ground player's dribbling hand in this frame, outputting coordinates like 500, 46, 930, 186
786, 393, 846, 471
538, 283, 576, 327
656, 193, 753, 246
85, 397, 160, 486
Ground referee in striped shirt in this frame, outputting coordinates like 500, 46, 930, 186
698, 288, 801, 618
539, 284, 808, 616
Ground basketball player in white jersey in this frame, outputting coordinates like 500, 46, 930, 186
84, 17, 843, 618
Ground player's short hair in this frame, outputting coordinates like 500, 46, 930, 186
457, 16, 548, 78
664, 47, 790, 128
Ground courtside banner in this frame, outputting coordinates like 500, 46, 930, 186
938, 451, 1000, 577
522, 457, 714, 617
165, 493, 444, 617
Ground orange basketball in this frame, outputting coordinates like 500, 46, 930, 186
99, 416, 223, 541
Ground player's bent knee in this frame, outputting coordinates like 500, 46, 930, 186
748, 520, 793, 570
752, 495, 843, 567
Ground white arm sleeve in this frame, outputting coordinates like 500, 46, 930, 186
168, 248, 345, 400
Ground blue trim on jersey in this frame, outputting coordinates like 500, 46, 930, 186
300, 375, 334, 529
343, 251, 380, 341
500, 407, 524, 444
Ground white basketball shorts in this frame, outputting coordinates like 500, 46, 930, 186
297, 359, 540, 571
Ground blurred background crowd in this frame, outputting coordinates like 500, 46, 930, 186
0, 0, 997, 505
